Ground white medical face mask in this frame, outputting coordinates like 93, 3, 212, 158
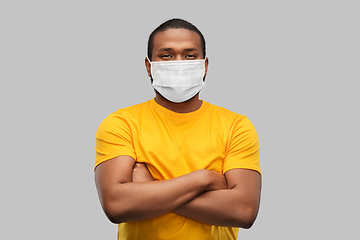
148, 58, 206, 103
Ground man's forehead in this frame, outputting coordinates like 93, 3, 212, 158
152, 28, 202, 49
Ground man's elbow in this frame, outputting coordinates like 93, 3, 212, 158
105, 212, 124, 224
240, 218, 255, 229
102, 201, 129, 224
233, 206, 259, 229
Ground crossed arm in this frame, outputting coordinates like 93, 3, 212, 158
95, 155, 261, 228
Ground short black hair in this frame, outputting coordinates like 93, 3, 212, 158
147, 18, 206, 61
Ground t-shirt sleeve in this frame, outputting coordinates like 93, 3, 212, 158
94, 112, 136, 170
223, 116, 261, 175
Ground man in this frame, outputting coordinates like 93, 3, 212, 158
94, 18, 261, 240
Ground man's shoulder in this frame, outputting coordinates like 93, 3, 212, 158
205, 101, 246, 120
112, 100, 151, 116
100, 100, 151, 126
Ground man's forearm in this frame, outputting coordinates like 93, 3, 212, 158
101, 169, 224, 223
172, 189, 257, 228
172, 169, 262, 229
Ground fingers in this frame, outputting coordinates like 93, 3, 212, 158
132, 163, 154, 182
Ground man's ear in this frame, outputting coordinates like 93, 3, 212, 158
204, 57, 209, 77
145, 57, 151, 77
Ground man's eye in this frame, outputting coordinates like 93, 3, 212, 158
186, 54, 197, 59
162, 54, 172, 59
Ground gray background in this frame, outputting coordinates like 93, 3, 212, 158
1, 0, 359, 239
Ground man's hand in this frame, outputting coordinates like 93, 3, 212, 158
132, 163, 154, 182
204, 169, 227, 191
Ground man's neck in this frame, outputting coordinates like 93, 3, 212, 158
154, 94, 202, 113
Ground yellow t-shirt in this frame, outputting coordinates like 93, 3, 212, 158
95, 99, 261, 240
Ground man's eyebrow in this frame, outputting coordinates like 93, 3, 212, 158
184, 48, 199, 52
158, 48, 173, 52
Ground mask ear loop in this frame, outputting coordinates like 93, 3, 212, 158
146, 57, 152, 65
146, 57, 154, 83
